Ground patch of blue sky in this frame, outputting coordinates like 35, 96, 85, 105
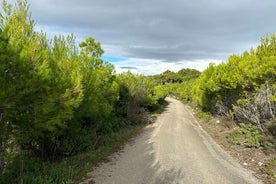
101, 55, 127, 63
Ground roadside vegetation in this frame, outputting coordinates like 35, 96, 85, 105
0, 0, 275, 183
0, 1, 166, 183
151, 35, 276, 183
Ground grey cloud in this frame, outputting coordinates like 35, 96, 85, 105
119, 66, 138, 70
26, 0, 276, 63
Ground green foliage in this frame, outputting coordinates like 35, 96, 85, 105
151, 68, 200, 105
0, 1, 166, 182
1, 0, 276, 183
0, 0, 87, 160
229, 129, 243, 145
0, 124, 144, 184
150, 68, 200, 85
116, 72, 165, 112
267, 121, 276, 136
174, 34, 276, 134
1, 156, 74, 184
0, 0, 127, 160
57, 128, 98, 156
196, 109, 211, 122
264, 158, 276, 180
230, 123, 262, 148
260, 121, 276, 153
114, 83, 132, 117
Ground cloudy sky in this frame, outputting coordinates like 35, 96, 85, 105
13, 0, 276, 75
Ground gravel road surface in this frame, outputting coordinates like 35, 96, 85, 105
80, 97, 261, 184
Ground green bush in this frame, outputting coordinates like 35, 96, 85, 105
57, 127, 98, 156
230, 123, 263, 148
0, 156, 74, 184
259, 121, 276, 154
229, 128, 243, 145
264, 158, 276, 180
196, 109, 211, 122
260, 134, 276, 154
267, 121, 276, 136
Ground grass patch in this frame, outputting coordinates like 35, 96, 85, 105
264, 158, 276, 181
196, 109, 211, 122
150, 100, 169, 119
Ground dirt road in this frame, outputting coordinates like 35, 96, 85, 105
80, 97, 261, 184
